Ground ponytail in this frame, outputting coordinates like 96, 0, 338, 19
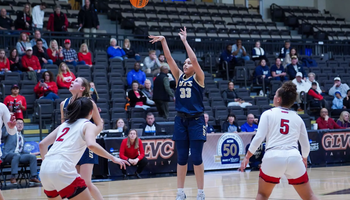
66, 97, 93, 124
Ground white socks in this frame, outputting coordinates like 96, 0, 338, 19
198, 189, 204, 194
178, 188, 184, 193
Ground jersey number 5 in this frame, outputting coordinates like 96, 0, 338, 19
280, 119, 289, 134
180, 88, 191, 98
56, 127, 70, 142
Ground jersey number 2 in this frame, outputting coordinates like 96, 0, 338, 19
56, 127, 70, 142
280, 119, 289, 134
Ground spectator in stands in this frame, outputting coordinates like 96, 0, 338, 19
279, 40, 291, 59
286, 56, 306, 80
245, 135, 265, 170
316, 108, 344, 129
142, 79, 153, 100
16, 32, 31, 56
78, 43, 93, 67
62, 39, 86, 67
56, 62, 76, 89
283, 48, 297, 67
140, 113, 160, 136
204, 113, 214, 133
232, 39, 250, 62
4, 84, 27, 120
0, 49, 10, 73
251, 40, 267, 62
306, 72, 322, 94
127, 62, 146, 88
241, 114, 258, 132
34, 71, 59, 101
123, 38, 140, 61
107, 38, 126, 60
114, 118, 128, 135
220, 44, 235, 79
329, 77, 349, 99
9, 48, 23, 73
332, 92, 345, 115
30, 30, 48, 49
143, 50, 161, 75
153, 66, 174, 119
343, 90, 350, 109
337, 111, 350, 128
128, 81, 149, 110
31, 2, 46, 30
22, 46, 42, 82
158, 54, 169, 69
119, 129, 148, 179
270, 58, 288, 81
0, 8, 15, 33
89, 82, 99, 102
307, 82, 326, 108
78, 0, 99, 40
47, 40, 63, 65
222, 113, 241, 133
292, 72, 309, 111
14, 4, 32, 31
47, 5, 68, 32
254, 59, 272, 88
2, 118, 40, 184
33, 39, 53, 67
222, 81, 251, 108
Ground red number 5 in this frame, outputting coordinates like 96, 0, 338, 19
280, 119, 289, 135
56, 127, 70, 142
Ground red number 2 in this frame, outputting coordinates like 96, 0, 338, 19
56, 127, 70, 142
280, 119, 289, 135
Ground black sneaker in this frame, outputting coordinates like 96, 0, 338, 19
135, 172, 142, 179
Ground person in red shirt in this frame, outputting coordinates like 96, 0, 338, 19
56, 62, 76, 89
47, 40, 64, 64
0, 49, 10, 73
78, 43, 93, 67
34, 71, 59, 101
119, 129, 148, 179
3, 84, 27, 119
316, 108, 345, 130
21, 46, 41, 72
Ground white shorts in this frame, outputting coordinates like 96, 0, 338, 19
40, 159, 87, 199
259, 149, 309, 185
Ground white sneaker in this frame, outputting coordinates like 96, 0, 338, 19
259, 90, 264, 96
176, 191, 186, 200
197, 193, 205, 200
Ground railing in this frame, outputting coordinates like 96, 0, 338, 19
37, 103, 43, 141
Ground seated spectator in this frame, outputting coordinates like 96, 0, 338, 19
56, 62, 76, 89
123, 38, 140, 61
343, 89, 350, 109
107, 38, 126, 60
114, 118, 128, 136
14, 4, 32, 31
140, 112, 160, 136
279, 40, 291, 59
254, 59, 272, 93
62, 39, 86, 67
231, 39, 250, 62
219, 44, 235, 79
119, 129, 148, 179
204, 112, 214, 133
332, 91, 346, 116
0, 8, 15, 33
329, 77, 349, 98
283, 47, 297, 67
306, 72, 322, 94
292, 72, 310, 111
307, 82, 326, 108
4, 84, 27, 120
245, 135, 265, 170
16, 32, 31, 56
31, 3, 46, 30
2, 118, 40, 184
143, 50, 161, 75
141, 79, 153, 100
78, 43, 92, 67
0, 49, 10, 73
316, 108, 344, 129
286, 56, 306, 80
127, 81, 149, 110
222, 81, 251, 108
222, 113, 241, 133
270, 58, 288, 81
89, 82, 99, 102
22, 46, 42, 82
240, 114, 258, 132
34, 71, 59, 101
127, 62, 146, 88
30, 30, 48, 48
251, 40, 267, 62
47, 40, 64, 65
337, 111, 350, 128
9, 48, 24, 73
33, 39, 53, 67
158, 54, 169, 69
47, 5, 68, 32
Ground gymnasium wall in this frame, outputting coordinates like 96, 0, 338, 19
325, 0, 350, 21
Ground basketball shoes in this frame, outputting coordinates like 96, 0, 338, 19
197, 193, 205, 200
176, 191, 186, 200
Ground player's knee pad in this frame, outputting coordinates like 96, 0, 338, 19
190, 140, 204, 166
176, 141, 189, 166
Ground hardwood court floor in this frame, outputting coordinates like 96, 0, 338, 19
3, 166, 350, 200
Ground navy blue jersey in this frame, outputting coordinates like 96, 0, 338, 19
175, 74, 204, 114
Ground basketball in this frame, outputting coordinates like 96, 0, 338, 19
130, 0, 149, 8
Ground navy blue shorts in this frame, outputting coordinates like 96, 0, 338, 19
173, 115, 207, 141
77, 148, 99, 165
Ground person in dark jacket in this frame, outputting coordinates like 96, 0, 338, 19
220, 44, 236, 80
123, 38, 140, 61
270, 58, 288, 81
221, 81, 250, 108
307, 82, 326, 108
254, 59, 272, 85
127, 81, 149, 110
8, 48, 24, 73
343, 89, 350, 109
286, 56, 306, 80
33, 39, 53, 67
153, 66, 174, 119
140, 113, 160, 136
245, 135, 265, 170
78, 0, 99, 39
222, 113, 241, 133
14, 4, 32, 31
47, 5, 68, 32
204, 113, 214, 133
278, 40, 291, 59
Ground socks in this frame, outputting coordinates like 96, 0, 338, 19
198, 189, 204, 194
177, 188, 184, 193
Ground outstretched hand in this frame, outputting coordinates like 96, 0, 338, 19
149, 35, 165, 44
111, 157, 130, 170
178, 27, 187, 42
7, 114, 16, 129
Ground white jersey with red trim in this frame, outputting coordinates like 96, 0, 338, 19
248, 107, 310, 158
45, 119, 91, 165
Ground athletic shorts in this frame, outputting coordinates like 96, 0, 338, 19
259, 149, 309, 185
173, 115, 206, 141
40, 159, 87, 199
77, 148, 99, 165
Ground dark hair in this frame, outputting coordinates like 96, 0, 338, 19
42, 71, 54, 82
347, 89, 350, 95
259, 59, 266, 66
289, 48, 298, 57
134, 62, 140, 67
16, 118, 24, 122
41, 2, 47, 6
146, 112, 154, 118
66, 97, 93, 124
158, 54, 164, 57
226, 113, 236, 121
9, 48, 18, 59
36, 39, 43, 43
311, 82, 317, 86
114, 118, 128, 132
277, 81, 297, 108
275, 57, 281, 61
285, 40, 290, 43
132, 80, 139, 86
